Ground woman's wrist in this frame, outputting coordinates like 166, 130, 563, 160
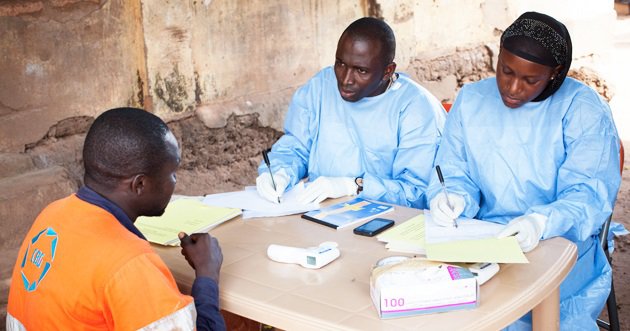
354, 177, 363, 195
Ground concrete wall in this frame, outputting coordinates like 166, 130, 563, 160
0, 0, 147, 153
144, 0, 515, 130
0, 0, 615, 154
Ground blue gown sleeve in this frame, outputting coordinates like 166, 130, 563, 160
192, 276, 226, 331
362, 95, 445, 208
256, 79, 319, 189
426, 88, 483, 216
526, 96, 621, 241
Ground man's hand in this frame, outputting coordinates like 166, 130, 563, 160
297, 176, 356, 204
497, 213, 547, 253
179, 232, 223, 283
256, 169, 290, 203
429, 192, 465, 226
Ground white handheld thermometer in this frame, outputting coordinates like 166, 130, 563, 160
468, 262, 500, 285
267, 241, 340, 269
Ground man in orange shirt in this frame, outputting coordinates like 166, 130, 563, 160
7, 107, 225, 330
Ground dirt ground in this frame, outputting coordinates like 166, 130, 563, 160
169, 113, 283, 196
597, 14, 630, 330
604, 140, 630, 330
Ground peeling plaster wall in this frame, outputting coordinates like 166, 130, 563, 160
510, 0, 616, 62
144, 0, 515, 129
142, 0, 367, 129
0, 0, 615, 152
0, 0, 147, 152
141, 0, 616, 129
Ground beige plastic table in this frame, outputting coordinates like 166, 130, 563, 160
154, 201, 577, 331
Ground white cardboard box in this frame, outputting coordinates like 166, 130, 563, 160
370, 259, 478, 318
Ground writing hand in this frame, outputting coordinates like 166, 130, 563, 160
256, 170, 290, 203
429, 192, 465, 227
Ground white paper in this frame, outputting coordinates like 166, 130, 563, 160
170, 194, 204, 202
201, 182, 319, 219
423, 210, 506, 244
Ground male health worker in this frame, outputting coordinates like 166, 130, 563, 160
256, 17, 445, 208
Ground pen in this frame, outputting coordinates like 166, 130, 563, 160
262, 149, 281, 203
435, 165, 458, 228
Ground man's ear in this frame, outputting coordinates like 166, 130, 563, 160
130, 174, 147, 196
384, 62, 397, 81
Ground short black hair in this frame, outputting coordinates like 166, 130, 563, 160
83, 107, 173, 189
342, 17, 396, 65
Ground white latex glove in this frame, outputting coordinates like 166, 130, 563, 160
297, 176, 356, 204
429, 192, 465, 227
256, 169, 290, 204
497, 213, 547, 253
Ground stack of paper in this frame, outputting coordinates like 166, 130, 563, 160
425, 237, 528, 263
136, 199, 241, 246
423, 211, 528, 263
424, 212, 505, 244
202, 182, 319, 219
376, 212, 529, 263
376, 214, 425, 254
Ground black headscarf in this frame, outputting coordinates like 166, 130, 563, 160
501, 12, 572, 101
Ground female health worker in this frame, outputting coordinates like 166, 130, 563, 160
426, 12, 621, 330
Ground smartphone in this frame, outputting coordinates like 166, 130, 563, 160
353, 218, 395, 237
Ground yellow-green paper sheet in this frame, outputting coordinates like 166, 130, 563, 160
426, 236, 528, 263
135, 199, 241, 246
379, 214, 528, 263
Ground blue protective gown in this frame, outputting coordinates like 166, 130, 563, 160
426, 77, 621, 330
259, 67, 446, 208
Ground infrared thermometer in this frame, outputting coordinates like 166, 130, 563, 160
267, 241, 340, 269
468, 262, 500, 285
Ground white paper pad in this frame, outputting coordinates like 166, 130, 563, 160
201, 182, 319, 219
424, 210, 506, 244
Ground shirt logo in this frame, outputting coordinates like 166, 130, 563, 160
20, 227, 58, 292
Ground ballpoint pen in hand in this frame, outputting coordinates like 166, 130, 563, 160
435, 165, 458, 228
262, 149, 281, 203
